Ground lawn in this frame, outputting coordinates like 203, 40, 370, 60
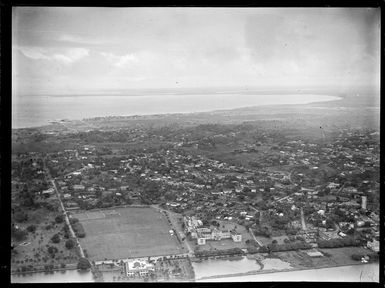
276, 246, 374, 269
74, 207, 184, 261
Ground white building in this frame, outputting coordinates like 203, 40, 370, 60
196, 228, 242, 245
367, 240, 379, 252
231, 232, 242, 242
73, 184, 85, 191
125, 259, 154, 277
42, 187, 55, 195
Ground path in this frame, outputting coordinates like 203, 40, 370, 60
249, 228, 263, 247
50, 179, 85, 258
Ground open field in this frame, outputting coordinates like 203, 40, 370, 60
276, 246, 373, 269
74, 207, 184, 261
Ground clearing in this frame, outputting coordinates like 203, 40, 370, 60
73, 207, 184, 261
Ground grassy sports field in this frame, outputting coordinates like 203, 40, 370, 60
73, 207, 184, 261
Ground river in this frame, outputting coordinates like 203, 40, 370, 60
12, 93, 340, 128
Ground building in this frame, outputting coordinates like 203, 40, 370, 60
361, 196, 367, 210
73, 184, 85, 191
42, 187, 55, 195
197, 237, 206, 245
307, 250, 324, 257
367, 240, 379, 252
196, 228, 241, 245
231, 232, 242, 242
184, 216, 203, 234
63, 193, 71, 199
125, 259, 154, 277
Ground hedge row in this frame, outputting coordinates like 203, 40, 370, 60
317, 237, 361, 248
195, 247, 244, 258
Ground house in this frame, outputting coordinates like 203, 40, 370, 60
197, 237, 206, 245
327, 182, 340, 189
367, 240, 379, 252
42, 187, 55, 195
63, 193, 71, 199
73, 184, 85, 191
125, 259, 154, 277
307, 250, 324, 257
231, 232, 242, 242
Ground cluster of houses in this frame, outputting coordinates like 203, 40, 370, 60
23, 126, 378, 255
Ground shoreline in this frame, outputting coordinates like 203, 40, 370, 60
12, 94, 342, 130
11, 259, 378, 281
196, 260, 379, 281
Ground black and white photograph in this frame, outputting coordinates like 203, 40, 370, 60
10, 7, 380, 283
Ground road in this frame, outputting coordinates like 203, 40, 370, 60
248, 228, 263, 247
50, 179, 85, 258
43, 157, 85, 258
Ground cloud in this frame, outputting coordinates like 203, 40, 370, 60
18, 46, 89, 65
18, 47, 50, 60
100, 52, 138, 67
57, 33, 112, 45
13, 8, 380, 92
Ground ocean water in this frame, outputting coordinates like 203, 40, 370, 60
197, 262, 379, 282
192, 257, 262, 279
11, 269, 94, 283
12, 93, 340, 129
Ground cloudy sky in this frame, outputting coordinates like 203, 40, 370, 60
12, 7, 380, 95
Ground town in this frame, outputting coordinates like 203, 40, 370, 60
11, 118, 380, 282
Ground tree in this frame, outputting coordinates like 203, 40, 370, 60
65, 239, 75, 249
14, 211, 28, 223
12, 228, 28, 241
77, 258, 91, 270
48, 246, 58, 257
259, 246, 269, 253
69, 218, 79, 225
51, 234, 60, 243
27, 225, 36, 233
55, 214, 64, 223
351, 254, 362, 261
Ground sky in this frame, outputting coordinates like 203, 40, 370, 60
12, 7, 380, 95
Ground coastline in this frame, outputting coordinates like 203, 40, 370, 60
196, 260, 379, 281
12, 94, 342, 130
